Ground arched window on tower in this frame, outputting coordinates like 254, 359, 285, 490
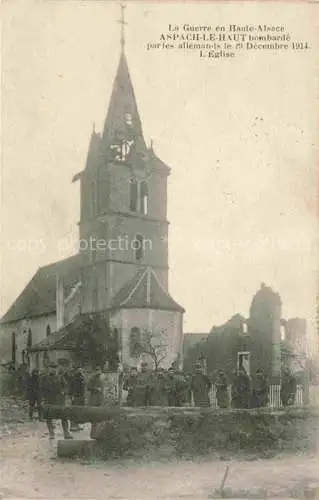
130, 179, 138, 212
140, 181, 148, 215
46, 324, 51, 337
129, 327, 142, 357
133, 234, 144, 261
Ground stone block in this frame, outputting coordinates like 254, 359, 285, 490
57, 439, 98, 459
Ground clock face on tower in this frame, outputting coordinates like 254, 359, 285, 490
110, 114, 135, 163
110, 137, 134, 163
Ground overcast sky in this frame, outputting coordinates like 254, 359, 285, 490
1, 1, 318, 345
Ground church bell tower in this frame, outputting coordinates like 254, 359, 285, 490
74, 7, 171, 314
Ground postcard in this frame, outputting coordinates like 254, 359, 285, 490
0, 1, 318, 499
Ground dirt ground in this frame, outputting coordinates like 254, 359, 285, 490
0, 398, 318, 499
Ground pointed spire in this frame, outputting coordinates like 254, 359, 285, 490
101, 6, 149, 161
102, 47, 146, 153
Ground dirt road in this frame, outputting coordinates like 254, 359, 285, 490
0, 399, 318, 499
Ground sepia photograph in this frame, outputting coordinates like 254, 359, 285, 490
0, 1, 318, 498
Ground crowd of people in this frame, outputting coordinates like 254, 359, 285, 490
122, 363, 298, 410
25, 361, 299, 439
122, 361, 211, 407
229, 366, 297, 409
26, 363, 103, 439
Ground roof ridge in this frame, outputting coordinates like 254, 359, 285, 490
146, 267, 151, 306
38, 254, 79, 272
120, 267, 148, 307
149, 267, 170, 297
110, 266, 184, 313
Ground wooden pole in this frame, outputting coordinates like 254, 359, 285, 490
220, 465, 230, 493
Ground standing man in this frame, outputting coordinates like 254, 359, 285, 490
301, 366, 310, 406
41, 363, 73, 440
167, 366, 178, 406
234, 367, 251, 409
123, 366, 140, 406
69, 366, 86, 431
231, 370, 240, 409
166, 365, 188, 407
27, 369, 41, 420
151, 367, 169, 406
251, 368, 268, 408
87, 366, 104, 406
215, 370, 228, 409
281, 368, 297, 407
137, 362, 153, 406
190, 363, 212, 407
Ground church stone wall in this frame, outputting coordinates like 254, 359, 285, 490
0, 314, 56, 365
110, 308, 183, 369
148, 172, 168, 221
108, 216, 168, 266
107, 163, 168, 222
108, 164, 130, 213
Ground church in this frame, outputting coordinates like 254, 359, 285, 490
0, 12, 185, 371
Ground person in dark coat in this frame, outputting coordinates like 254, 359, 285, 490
280, 368, 297, 407
183, 375, 192, 406
232, 368, 251, 409
231, 370, 240, 409
190, 363, 211, 407
301, 368, 310, 406
137, 362, 153, 406
69, 366, 86, 431
87, 366, 104, 406
150, 368, 169, 406
175, 371, 190, 407
166, 366, 179, 406
123, 367, 139, 406
41, 363, 73, 440
251, 368, 269, 408
166, 365, 189, 407
215, 370, 228, 409
38, 369, 48, 421
17, 362, 28, 398
27, 369, 41, 419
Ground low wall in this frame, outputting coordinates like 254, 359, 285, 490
88, 407, 319, 460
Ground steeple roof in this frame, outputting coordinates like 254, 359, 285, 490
0, 255, 81, 324
110, 266, 184, 312
102, 50, 146, 152
85, 125, 101, 168
72, 126, 101, 182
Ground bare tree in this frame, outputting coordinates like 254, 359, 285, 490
141, 329, 168, 370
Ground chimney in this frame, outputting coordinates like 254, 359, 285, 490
56, 274, 64, 329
